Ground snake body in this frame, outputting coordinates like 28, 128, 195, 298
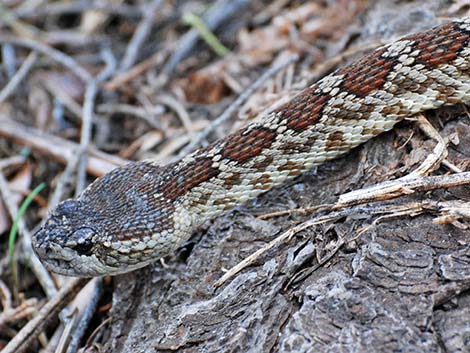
33, 18, 470, 277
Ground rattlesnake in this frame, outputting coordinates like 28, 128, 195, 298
33, 18, 470, 277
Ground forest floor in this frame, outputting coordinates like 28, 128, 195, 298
0, 1, 469, 352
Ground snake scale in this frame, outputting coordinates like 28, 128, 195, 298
33, 18, 470, 277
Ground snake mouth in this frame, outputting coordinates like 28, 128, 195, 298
32, 228, 110, 277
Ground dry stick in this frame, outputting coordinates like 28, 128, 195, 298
337, 115, 450, 207
415, 114, 463, 173
0, 118, 128, 177
75, 49, 116, 196
176, 53, 299, 159
48, 153, 81, 214
0, 279, 12, 310
15, 2, 143, 19
433, 200, 470, 227
56, 309, 79, 353
75, 82, 97, 197
156, 94, 196, 141
214, 172, 470, 288
0, 170, 56, 298
214, 184, 470, 288
98, 103, 164, 130
258, 203, 332, 220
0, 36, 92, 82
0, 298, 38, 327
0, 51, 37, 103
1, 278, 88, 353
0, 155, 26, 170
104, 45, 171, 91
213, 203, 397, 288
65, 279, 102, 353
162, 0, 251, 75
119, 0, 163, 72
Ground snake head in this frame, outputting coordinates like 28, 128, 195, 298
32, 161, 194, 277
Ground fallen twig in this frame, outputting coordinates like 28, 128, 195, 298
0, 118, 128, 177
0, 35, 92, 81
1, 278, 88, 353
0, 51, 38, 103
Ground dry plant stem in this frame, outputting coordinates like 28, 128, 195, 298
76, 49, 116, 196
65, 279, 102, 353
56, 309, 79, 353
48, 152, 82, 213
258, 203, 332, 220
0, 298, 38, 327
41, 79, 83, 118
85, 316, 112, 347
213, 208, 349, 288
0, 2, 39, 38
162, 0, 250, 75
0, 36, 92, 82
0, 169, 56, 298
1, 278, 88, 353
214, 172, 470, 288
14, 2, 142, 18
41, 325, 64, 353
176, 53, 299, 159
104, 47, 170, 91
0, 279, 12, 310
75, 82, 97, 197
214, 201, 429, 287
433, 200, 470, 227
338, 172, 470, 207
407, 114, 449, 177
337, 115, 451, 207
119, 0, 163, 72
0, 118, 128, 177
415, 113, 463, 172
0, 155, 26, 170
98, 103, 164, 130
286, 238, 345, 288
156, 94, 196, 141
0, 51, 38, 103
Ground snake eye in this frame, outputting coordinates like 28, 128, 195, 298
68, 228, 94, 256
72, 241, 93, 256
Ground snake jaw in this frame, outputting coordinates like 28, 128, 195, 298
32, 204, 112, 277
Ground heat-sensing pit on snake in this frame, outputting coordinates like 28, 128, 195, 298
32, 18, 470, 277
